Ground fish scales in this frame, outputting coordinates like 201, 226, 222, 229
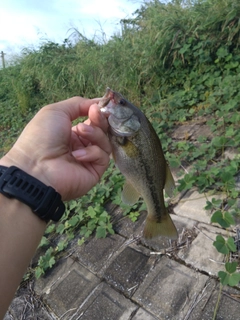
99, 88, 178, 239
114, 119, 166, 221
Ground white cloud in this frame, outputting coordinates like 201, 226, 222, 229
78, 0, 136, 19
0, 0, 141, 57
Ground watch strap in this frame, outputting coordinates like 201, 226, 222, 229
0, 165, 65, 222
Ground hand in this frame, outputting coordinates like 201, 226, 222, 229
0, 97, 112, 201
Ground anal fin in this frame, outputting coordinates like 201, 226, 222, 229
121, 180, 140, 205
164, 164, 176, 198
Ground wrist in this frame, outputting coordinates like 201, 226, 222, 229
0, 165, 65, 222
0, 148, 52, 187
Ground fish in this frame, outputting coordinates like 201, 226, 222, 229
99, 88, 178, 239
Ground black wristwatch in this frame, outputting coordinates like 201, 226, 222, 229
0, 165, 65, 222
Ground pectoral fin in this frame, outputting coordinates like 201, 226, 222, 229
121, 180, 140, 205
164, 164, 176, 198
143, 213, 178, 240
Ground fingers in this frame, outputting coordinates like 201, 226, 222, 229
85, 103, 109, 134
72, 122, 112, 155
44, 96, 108, 134
72, 144, 110, 180
72, 145, 110, 166
45, 97, 101, 121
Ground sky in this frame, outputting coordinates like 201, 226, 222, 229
0, 0, 143, 62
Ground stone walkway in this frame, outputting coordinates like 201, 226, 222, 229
4, 123, 240, 320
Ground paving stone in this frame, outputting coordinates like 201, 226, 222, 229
171, 124, 197, 140
224, 147, 239, 160
171, 122, 212, 142
172, 214, 198, 232
104, 201, 143, 237
73, 234, 126, 276
133, 256, 209, 320
132, 308, 158, 320
178, 223, 233, 276
187, 280, 240, 320
4, 296, 53, 320
191, 124, 213, 140
183, 278, 216, 320
113, 209, 147, 238
104, 246, 151, 297
70, 282, 138, 320
174, 189, 224, 224
35, 257, 100, 319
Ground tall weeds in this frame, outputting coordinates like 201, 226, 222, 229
0, 0, 240, 112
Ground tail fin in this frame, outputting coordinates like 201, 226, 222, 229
143, 214, 178, 240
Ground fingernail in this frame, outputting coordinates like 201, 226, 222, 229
79, 123, 94, 132
72, 149, 87, 158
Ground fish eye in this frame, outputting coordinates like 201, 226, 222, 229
119, 99, 126, 106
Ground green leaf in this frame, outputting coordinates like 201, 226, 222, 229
219, 264, 240, 286
213, 235, 229, 254
57, 240, 67, 252
225, 62, 239, 69
168, 157, 181, 168
129, 211, 140, 222
211, 210, 234, 228
218, 271, 230, 285
212, 198, 222, 207
35, 267, 45, 279
205, 198, 222, 210
85, 230, 92, 238
69, 216, 79, 227
211, 210, 228, 228
226, 237, 237, 252
78, 238, 85, 246
80, 226, 88, 235
220, 171, 233, 183
228, 273, 240, 286
223, 212, 235, 227
48, 256, 56, 268
39, 236, 49, 248
67, 232, 75, 240
212, 136, 227, 148
56, 223, 65, 234
217, 47, 228, 58
225, 261, 238, 274
98, 212, 108, 222
107, 225, 115, 235
69, 200, 78, 210
87, 206, 97, 218
45, 224, 55, 234
96, 226, 106, 238
45, 247, 54, 258
179, 43, 191, 54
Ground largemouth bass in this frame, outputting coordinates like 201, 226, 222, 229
99, 88, 178, 239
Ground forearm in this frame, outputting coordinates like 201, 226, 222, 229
0, 194, 46, 318
0, 97, 110, 317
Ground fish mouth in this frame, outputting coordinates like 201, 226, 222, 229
98, 87, 115, 115
99, 88, 122, 117
100, 100, 116, 117
99, 87, 141, 137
